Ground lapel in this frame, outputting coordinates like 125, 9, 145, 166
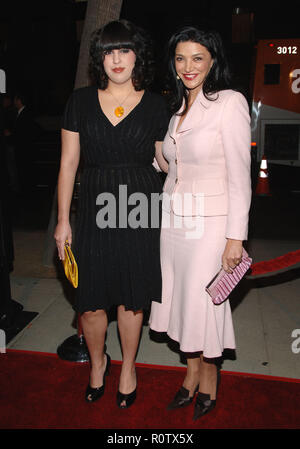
169, 89, 216, 138
168, 109, 181, 139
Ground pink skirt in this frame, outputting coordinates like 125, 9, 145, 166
149, 211, 236, 358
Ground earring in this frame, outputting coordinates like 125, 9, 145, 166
176, 75, 180, 80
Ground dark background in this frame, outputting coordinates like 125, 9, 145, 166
1, 0, 299, 115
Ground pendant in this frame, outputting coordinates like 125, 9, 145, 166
115, 106, 124, 117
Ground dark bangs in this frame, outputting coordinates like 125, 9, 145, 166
98, 21, 136, 55
89, 20, 155, 90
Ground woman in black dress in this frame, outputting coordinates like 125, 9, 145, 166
54, 20, 169, 408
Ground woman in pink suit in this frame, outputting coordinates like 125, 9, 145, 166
150, 26, 252, 420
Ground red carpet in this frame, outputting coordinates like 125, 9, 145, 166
0, 350, 299, 429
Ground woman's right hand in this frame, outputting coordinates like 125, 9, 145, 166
54, 221, 72, 260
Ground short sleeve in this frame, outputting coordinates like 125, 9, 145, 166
154, 95, 170, 141
62, 90, 79, 132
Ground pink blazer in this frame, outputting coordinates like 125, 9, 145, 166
162, 89, 252, 241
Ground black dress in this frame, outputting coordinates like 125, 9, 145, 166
62, 86, 169, 313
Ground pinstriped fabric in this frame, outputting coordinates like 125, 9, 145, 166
206, 251, 252, 305
62, 86, 169, 313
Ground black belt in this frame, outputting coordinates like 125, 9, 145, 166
84, 162, 151, 169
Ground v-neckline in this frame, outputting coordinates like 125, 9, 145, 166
175, 91, 199, 133
96, 87, 146, 128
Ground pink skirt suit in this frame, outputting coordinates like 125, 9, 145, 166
149, 89, 252, 358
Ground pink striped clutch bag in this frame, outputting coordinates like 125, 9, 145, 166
206, 248, 252, 305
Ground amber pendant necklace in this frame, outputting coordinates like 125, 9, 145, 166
107, 89, 133, 118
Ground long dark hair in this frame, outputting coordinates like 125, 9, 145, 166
166, 26, 232, 115
89, 20, 155, 90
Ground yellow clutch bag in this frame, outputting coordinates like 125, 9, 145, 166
62, 240, 78, 288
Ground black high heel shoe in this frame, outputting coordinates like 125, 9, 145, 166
85, 353, 111, 403
193, 365, 220, 420
167, 384, 199, 410
117, 388, 137, 409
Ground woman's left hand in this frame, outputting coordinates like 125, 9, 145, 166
222, 239, 243, 273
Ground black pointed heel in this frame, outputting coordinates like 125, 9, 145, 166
167, 384, 199, 410
117, 388, 137, 409
193, 392, 216, 420
85, 353, 111, 403
193, 366, 221, 420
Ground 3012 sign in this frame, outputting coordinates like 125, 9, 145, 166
277, 46, 298, 54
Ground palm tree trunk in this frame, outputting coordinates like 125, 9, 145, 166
75, 0, 123, 88
43, 0, 123, 267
